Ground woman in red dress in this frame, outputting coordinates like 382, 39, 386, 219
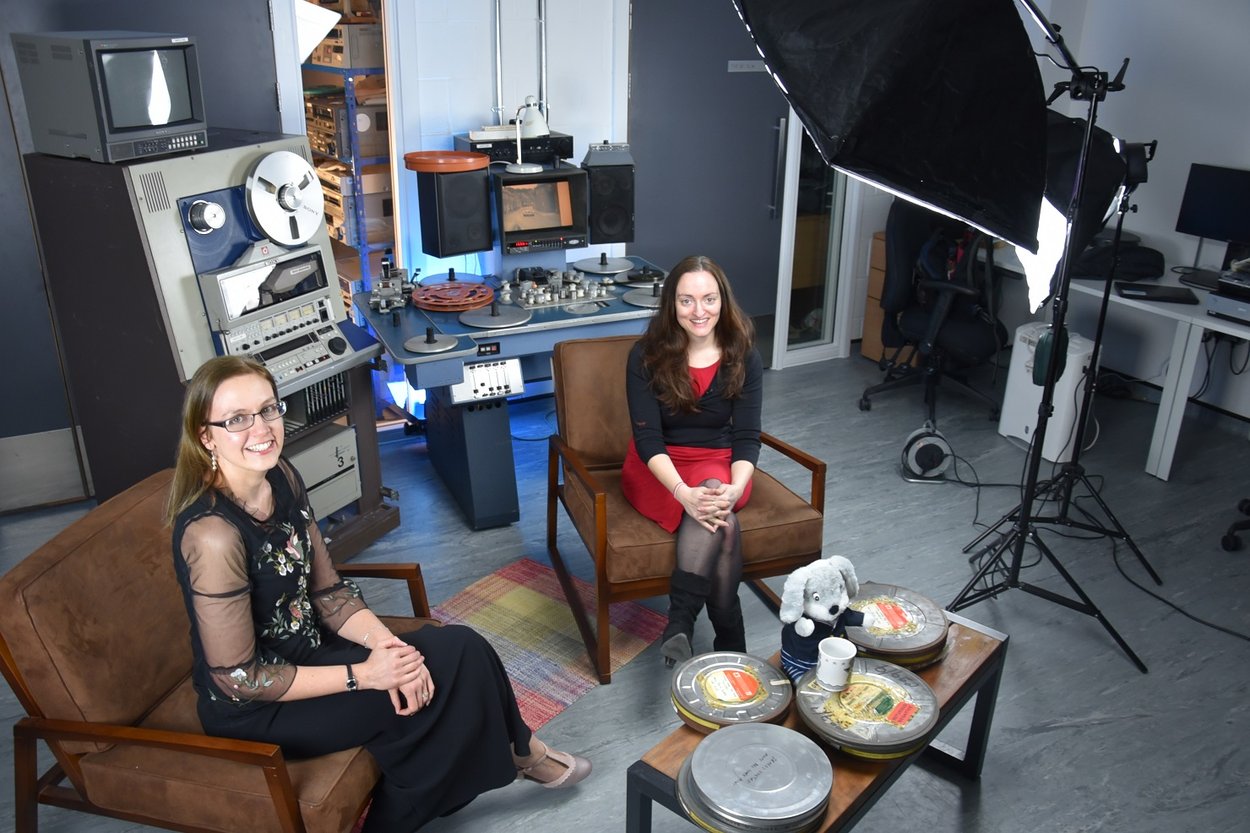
621, 255, 763, 664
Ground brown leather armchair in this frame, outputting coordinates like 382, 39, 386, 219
546, 334, 826, 683
0, 468, 433, 833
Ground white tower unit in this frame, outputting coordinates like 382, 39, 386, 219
998, 321, 1095, 464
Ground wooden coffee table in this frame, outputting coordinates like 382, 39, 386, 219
625, 611, 1007, 832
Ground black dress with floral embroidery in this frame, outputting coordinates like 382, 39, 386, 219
172, 459, 532, 832
173, 458, 367, 710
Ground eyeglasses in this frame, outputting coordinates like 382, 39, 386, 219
205, 401, 287, 433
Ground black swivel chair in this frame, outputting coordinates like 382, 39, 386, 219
859, 199, 1007, 424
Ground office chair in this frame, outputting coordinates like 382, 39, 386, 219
1220, 499, 1250, 551
859, 198, 1007, 424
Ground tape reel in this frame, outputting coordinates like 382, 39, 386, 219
245, 151, 324, 247
901, 425, 952, 481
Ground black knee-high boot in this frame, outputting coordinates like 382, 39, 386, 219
707, 592, 746, 653
661, 569, 710, 667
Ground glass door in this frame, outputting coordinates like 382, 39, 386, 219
772, 114, 850, 367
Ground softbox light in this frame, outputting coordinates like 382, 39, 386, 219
1016, 109, 1127, 309
731, 0, 1047, 253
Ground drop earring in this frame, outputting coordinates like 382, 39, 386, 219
210, 450, 218, 472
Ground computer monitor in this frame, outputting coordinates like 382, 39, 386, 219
11, 30, 209, 163
1175, 163, 1250, 269
494, 166, 589, 255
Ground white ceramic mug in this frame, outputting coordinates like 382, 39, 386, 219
816, 636, 857, 691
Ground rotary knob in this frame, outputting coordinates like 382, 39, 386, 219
187, 200, 226, 234
327, 336, 348, 355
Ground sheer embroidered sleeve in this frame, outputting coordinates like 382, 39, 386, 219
279, 459, 367, 633
307, 518, 367, 632
178, 514, 294, 703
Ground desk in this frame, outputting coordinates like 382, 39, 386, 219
1068, 275, 1250, 481
625, 612, 1007, 833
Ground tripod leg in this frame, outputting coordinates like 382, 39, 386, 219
1019, 535, 1148, 674
950, 530, 1020, 610
1073, 473, 1162, 585
962, 475, 1061, 555
963, 505, 1021, 555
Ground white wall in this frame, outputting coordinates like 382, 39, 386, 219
381, 0, 629, 280
1058, 0, 1250, 415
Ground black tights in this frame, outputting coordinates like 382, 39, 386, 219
675, 478, 743, 610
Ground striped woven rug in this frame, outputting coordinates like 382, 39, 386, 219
432, 557, 667, 729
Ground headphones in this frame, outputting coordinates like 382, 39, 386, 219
901, 423, 952, 481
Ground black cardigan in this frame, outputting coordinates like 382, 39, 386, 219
625, 341, 763, 465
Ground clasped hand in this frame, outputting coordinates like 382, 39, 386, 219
362, 635, 435, 715
679, 482, 740, 533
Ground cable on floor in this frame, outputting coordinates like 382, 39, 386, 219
1058, 482, 1250, 643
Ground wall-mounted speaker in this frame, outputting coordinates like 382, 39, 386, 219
416, 168, 492, 257
581, 142, 635, 245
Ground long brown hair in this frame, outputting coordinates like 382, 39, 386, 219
638, 255, 754, 413
164, 356, 279, 525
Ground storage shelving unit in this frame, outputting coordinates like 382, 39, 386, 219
302, 62, 393, 324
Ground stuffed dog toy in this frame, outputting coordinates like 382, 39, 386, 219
778, 554, 863, 683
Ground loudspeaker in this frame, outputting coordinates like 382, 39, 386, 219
583, 165, 634, 244
416, 168, 492, 257
581, 142, 635, 244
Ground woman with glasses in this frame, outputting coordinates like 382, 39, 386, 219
166, 356, 589, 832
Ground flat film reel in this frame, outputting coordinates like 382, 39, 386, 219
245, 151, 324, 246
411, 282, 494, 312
404, 327, 459, 354
459, 303, 533, 329
794, 659, 939, 759
671, 652, 792, 734
678, 723, 831, 833
845, 582, 949, 666
572, 254, 634, 274
623, 286, 663, 308
417, 268, 487, 285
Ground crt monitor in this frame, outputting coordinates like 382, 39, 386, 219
11, 30, 209, 163
494, 166, 589, 255
1175, 163, 1250, 267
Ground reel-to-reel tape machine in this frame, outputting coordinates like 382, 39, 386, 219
171, 143, 366, 389
24, 128, 386, 518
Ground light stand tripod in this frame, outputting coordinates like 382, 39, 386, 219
947, 11, 1151, 673
963, 148, 1163, 585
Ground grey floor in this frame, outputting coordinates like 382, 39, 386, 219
3, 351, 1249, 833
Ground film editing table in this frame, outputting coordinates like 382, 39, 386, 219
356, 258, 656, 529
625, 612, 1007, 833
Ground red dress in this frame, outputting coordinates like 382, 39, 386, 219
621, 362, 754, 533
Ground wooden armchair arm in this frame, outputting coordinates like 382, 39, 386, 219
761, 431, 827, 513
336, 562, 430, 618
16, 715, 288, 766
14, 716, 307, 833
548, 434, 613, 493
